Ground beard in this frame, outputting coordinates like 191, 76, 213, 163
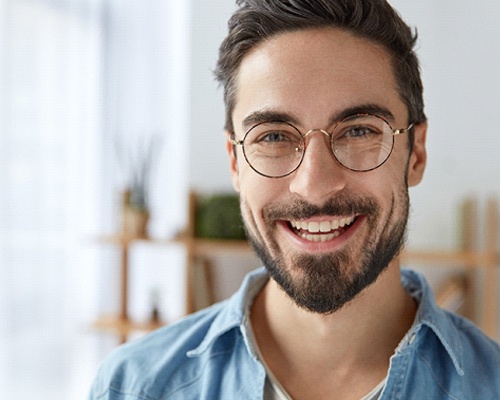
242, 189, 410, 314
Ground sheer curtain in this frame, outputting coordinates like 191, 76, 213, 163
0, 0, 190, 396
0, 0, 106, 398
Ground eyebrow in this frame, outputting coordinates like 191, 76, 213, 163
240, 103, 397, 131
331, 104, 396, 125
241, 110, 300, 130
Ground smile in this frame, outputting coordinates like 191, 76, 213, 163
289, 216, 357, 242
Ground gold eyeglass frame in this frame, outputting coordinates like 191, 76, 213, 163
230, 113, 414, 178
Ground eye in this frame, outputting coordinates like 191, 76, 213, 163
252, 126, 302, 146
340, 125, 381, 140
246, 122, 303, 149
335, 125, 382, 141
259, 130, 293, 143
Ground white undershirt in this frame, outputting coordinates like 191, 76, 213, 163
263, 352, 387, 400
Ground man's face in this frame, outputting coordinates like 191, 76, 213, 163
227, 28, 426, 313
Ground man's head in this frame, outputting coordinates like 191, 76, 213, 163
215, 0, 426, 138
216, 1, 427, 314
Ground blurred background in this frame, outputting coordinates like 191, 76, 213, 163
0, 0, 499, 398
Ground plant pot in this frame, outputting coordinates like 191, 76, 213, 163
122, 206, 150, 238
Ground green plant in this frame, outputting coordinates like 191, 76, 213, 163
195, 194, 246, 240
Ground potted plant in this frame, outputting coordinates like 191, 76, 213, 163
115, 135, 161, 238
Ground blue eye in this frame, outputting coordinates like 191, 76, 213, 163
342, 125, 380, 139
260, 131, 291, 142
246, 122, 303, 151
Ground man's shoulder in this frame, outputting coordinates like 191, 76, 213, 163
89, 301, 232, 399
412, 309, 500, 397
114, 301, 226, 360
445, 311, 500, 367
400, 269, 500, 396
403, 268, 500, 366
89, 268, 268, 399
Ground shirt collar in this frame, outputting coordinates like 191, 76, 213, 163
186, 267, 268, 357
188, 267, 465, 377
401, 268, 464, 376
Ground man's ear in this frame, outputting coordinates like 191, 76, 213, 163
226, 131, 240, 192
407, 121, 427, 187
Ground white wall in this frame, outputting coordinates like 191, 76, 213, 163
189, 0, 236, 192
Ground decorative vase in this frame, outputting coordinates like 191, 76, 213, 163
121, 190, 149, 238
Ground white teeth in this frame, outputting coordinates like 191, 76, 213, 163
290, 216, 355, 234
319, 221, 331, 232
299, 230, 341, 242
308, 222, 320, 233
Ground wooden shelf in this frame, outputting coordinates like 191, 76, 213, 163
401, 249, 496, 267
93, 315, 164, 338
174, 237, 252, 255
93, 315, 164, 334
95, 234, 252, 254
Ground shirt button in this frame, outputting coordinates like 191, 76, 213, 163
408, 333, 416, 345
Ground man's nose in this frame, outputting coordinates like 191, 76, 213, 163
289, 130, 347, 204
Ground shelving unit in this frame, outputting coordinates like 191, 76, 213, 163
92, 195, 499, 343
93, 190, 255, 343
402, 197, 498, 338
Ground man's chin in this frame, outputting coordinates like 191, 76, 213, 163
257, 245, 366, 313
253, 226, 405, 314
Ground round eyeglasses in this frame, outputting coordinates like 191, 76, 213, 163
229, 113, 413, 178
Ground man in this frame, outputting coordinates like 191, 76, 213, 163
89, 1, 500, 399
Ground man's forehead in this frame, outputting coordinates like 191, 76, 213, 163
238, 27, 392, 71
232, 28, 405, 130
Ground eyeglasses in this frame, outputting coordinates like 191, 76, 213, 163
230, 113, 413, 178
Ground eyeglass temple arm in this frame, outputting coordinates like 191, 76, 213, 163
227, 135, 243, 160
393, 123, 414, 136
228, 137, 244, 146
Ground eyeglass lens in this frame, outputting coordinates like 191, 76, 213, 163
241, 114, 395, 178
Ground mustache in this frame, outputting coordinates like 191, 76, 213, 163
262, 194, 380, 222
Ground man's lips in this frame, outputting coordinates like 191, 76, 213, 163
287, 216, 357, 243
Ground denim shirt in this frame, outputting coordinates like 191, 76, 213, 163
89, 268, 500, 400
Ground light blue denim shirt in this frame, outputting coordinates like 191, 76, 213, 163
89, 268, 500, 400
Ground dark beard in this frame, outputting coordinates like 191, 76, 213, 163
243, 191, 409, 314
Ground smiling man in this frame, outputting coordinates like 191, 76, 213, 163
89, 1, 500, 399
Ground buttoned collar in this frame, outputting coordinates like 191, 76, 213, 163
186, 268, 268, 357
400, 269, 464, 376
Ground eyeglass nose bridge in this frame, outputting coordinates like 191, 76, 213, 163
303, 128, 332, 139
300, 128, 350, 170
301, 128, 335, 155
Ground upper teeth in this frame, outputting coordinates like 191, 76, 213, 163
290, 216, 355, 233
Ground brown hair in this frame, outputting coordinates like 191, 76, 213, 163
214, 0, 426, 143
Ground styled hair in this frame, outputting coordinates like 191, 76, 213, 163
214, 0, 426, 141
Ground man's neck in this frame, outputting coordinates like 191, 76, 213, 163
250, 261, 417, 400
